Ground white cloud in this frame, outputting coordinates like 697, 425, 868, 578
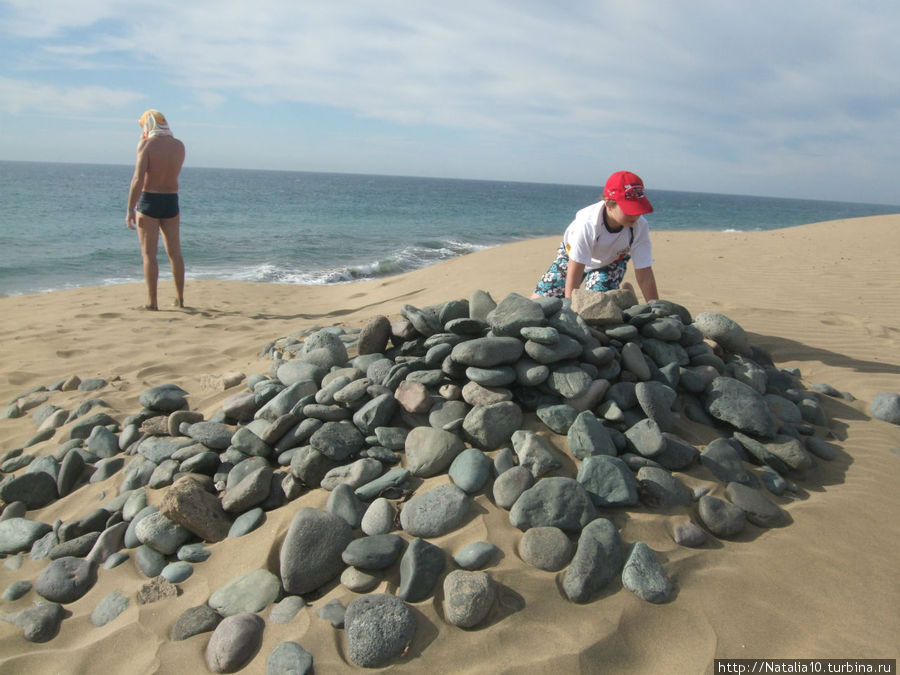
0, 76, 144, 115
1, 0, 898, 200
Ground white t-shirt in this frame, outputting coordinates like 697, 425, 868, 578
562, 201, 653, 270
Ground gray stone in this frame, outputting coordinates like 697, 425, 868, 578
361, 498, 396, 535
450, 336, 524, 367
511, 429, 562, 478
519, 526, 573, 571
358, 315, 392, 355
2, 602, 65, 642
91, 591, 129, 627
342, 534, 405, 569
49, 531, 100, 560
185, 421, 234, 450
636, 466, 692, 507
704, 376, 778, 439
68, 411, 118, 440
228, 508, 265, 537
489, 293, 545, 337
135, 545, 167, 577
405, 426, 465, 477
453, 541, 499, 570
345, 594, 416, 668
205, 612, 265, 674
135, 510, 192, 555
222, 465, 273, 513
463, 401, 523, 451
161, 561, 194, 583
172, 604, 222, 640
320, 479, 360, 524
443, 570, 496, 628
700, 438, 758, 487
178, 542, 211, 563
34, 556, 97, 603
693, 312, 751, 355
56, 450, 86, 497
622, 542, 672, 603
576, 455, 639, 507
524, 334, 583, 364
0, 471, 58, 510
269, 596, 306, 625
140, 384, 188, 413
3, 580, 31, 601
88, 425, 120, 458
280, 508, 354, 595
309, 420, 366, 461
400, 484, 470, 537
698, 495, 747, 538
670, 520, 708, 547
567, 411, 617, 459
397, 537, 445, 602
562, 518, 623, 603
545, 363, 592, 399
509, 477, 596, 532
492, 465, 534, 510
725, 482, 788, 527
448, 448, 492, 493
635, 381, 677, 431
0, 517, 52, 554
621, 342, 651, 380
536, 403, 579, 434
625, 418, 667, 458
355, 467, 411, 501
209, 568, 281, 617
267, 641, 314, 675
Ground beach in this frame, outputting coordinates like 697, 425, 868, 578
1, 216, 898, 673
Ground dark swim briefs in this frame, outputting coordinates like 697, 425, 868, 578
136, 192, 179, 219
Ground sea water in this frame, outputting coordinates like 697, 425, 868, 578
0, 160, 897, 297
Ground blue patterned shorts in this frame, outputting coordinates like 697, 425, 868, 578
533, 242, 630, 298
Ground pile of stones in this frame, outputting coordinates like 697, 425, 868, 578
0, 289, 852, 671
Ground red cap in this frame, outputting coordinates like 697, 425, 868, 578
603, 171, 653, 216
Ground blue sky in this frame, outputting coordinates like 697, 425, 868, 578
1, 1, 898, 204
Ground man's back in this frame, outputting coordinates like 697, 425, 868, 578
140, 135, 185, 193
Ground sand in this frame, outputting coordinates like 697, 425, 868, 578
0, 215, 898, 674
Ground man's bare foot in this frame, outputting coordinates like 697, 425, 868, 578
173, 298, 184, 308
143, 304, 158, 311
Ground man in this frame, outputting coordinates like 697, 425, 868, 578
532, 170, 659, 302
126, 109, 186, 310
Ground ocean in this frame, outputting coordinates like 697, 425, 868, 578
1, 160, 897, 298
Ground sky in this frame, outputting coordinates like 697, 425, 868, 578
1, 1, 899, 204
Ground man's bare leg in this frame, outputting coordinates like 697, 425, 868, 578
137, 215, 160, 309
159, 216, 185, 307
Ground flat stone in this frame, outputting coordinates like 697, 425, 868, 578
0, 472, 58, 510
269, 596, 306, 625
0, 518, 53, 555
135, 510, 192, 555
342, 534, 405, 570
91, 591, 130, 627
172, 604, 222, 640
453, 541, 500, 570
209, 568, 281, 617
400, 484, 470, 538
34, 556, 97, 603
462, 401, 523, 451
229, 508, 265, 538
700, 438, 759, 487
267, 642, 314, 675
140, 384, 189, 413
309, 421, 366, 461
870, 392, 900, 424
450, 337, 524, 368
693, 312, 751, 356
